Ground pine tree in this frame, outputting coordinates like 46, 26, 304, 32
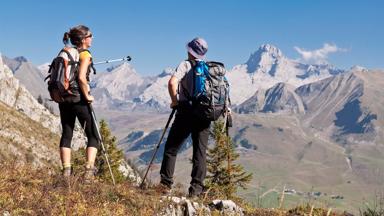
72, 120, 126, 183
205, 120, 252, 200
95, 119, 126, 183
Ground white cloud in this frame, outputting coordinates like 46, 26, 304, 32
294, 43, 347, 64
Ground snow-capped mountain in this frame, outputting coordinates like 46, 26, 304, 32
91, 64, 174, 111
90, 44, 345, 111
91, 62, 146, 101
226, 44, 344, 105
37, 62, 50, 75
138, 67, 174, 108
90, 62, 155, 110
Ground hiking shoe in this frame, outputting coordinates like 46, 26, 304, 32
60, 167, 72, 188
62, 167, 72, 177
188, 185, 207, 200
84, 167, 96, 184
154, 183, 172, 196
187, 192, 202, 201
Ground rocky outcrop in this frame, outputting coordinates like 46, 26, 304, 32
159, 196, 244, 216
0, 53, 86, 150
118, 161, 142, 186
0, 54, 59, 133
2, 55, 59, 114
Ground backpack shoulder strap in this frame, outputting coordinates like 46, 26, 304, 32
60, 49, 75, 63
178, 60, 196, 101
187, 59, 197, 68
78, 49, 92, 61
78, 49, 92, 60
78, 48, 91, 54
78, 49, 96, 77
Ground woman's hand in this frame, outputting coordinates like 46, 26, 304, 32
86, 95, 94, 103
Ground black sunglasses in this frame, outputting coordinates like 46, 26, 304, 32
85, 33, 93, 38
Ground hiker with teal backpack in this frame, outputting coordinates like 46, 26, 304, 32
46, 25, 98, 182
158, 37, 231, 197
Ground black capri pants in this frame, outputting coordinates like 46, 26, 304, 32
59, 101, 99, 148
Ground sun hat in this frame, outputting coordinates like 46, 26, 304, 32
186, 37, 208, 59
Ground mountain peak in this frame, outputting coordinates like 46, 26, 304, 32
107, 62, 138, 76
158, 67, 174, 78
350, 65, 367, 72
14, 56, 28, 63
116, 61, 131, 68
105, 62, 131, 72
258, 44, 283, 58
246, 44, 284, 74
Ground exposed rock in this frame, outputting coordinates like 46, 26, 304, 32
118, 160, 142, 186
210, 200, 244, 216
0, 52, 86, 155
158, 196, 244, 216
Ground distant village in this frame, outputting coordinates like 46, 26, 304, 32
284, 188, 344, 200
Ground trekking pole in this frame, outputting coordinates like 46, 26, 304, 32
140, 108, 176, 189
88, 104, 116, 186
93, 56, 132, 65
222, 110, 228, 134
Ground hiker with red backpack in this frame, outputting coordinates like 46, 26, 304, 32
47, 25, 98, 181
158, 37, 231, 198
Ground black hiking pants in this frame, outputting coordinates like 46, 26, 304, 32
59, 101, 99, 149
160, 103, 211, 195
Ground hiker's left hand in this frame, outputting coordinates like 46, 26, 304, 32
170, 101, 178, 109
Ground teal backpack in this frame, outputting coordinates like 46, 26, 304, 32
187, 60, 230, 121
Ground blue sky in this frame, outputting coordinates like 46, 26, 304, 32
0, 0, 383, 75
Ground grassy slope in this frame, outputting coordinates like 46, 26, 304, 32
0, 163, 347, 216
232, 114, 384, 214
